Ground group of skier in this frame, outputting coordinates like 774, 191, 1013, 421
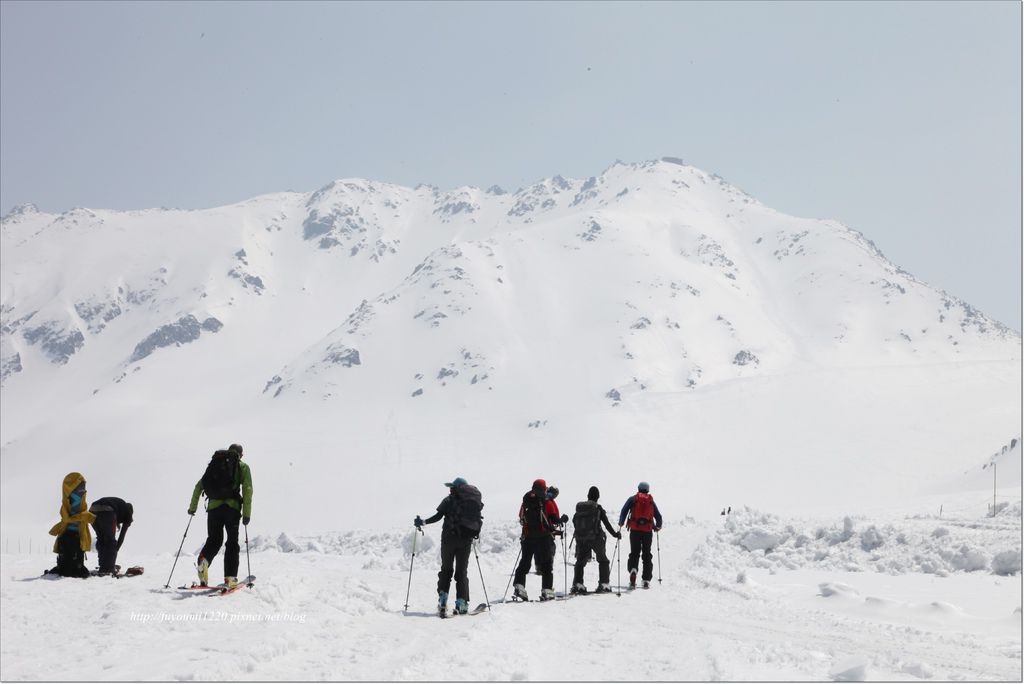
415, 477, 662, 615
48, 443, 253, 589
48, 447, 663, 611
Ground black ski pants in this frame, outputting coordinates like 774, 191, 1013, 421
91, 510, 119, 573
573, 536, 611, 586
53, 530, 89, 578
514, 536, 554, 591
628, 529, 654, 582
200, 505, 241, 578
437, 535, 473, 602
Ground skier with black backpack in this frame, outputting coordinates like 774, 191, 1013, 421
187, 444, 253, 588
512, 479, 563, 601
414, 477, 484, 616
618, 481, 663, 589
570, 486, 621, 594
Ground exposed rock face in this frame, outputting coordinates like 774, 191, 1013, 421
129, 315, 223, 362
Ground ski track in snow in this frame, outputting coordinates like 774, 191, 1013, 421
2, 511, 1020, 681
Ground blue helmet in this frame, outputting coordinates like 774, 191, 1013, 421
638, 481, 650, 493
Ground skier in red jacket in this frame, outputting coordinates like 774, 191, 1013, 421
513, 479, 565, 601
618, 481, 663, 589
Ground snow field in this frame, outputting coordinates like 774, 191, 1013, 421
2, 502, 1019, 681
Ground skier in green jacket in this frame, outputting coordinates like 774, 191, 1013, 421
188, 444, 253, 588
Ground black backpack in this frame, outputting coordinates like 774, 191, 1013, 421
450, 484, 484, 537
520, 490, 550, 535
201, 450, 241, 501
573, 500, 602, 541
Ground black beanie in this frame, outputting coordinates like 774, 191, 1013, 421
588, 486, 600, 501
229, 443, 243, 456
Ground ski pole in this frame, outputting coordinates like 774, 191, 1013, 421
502, 543, 522, 602
244, 522, 252, 583
656, 529, 662, 584
164, 514, 193, 588
561, 532, 567, 598
404, 526, 423, 612
472, 539, 491, 610
615, 535, 622, 597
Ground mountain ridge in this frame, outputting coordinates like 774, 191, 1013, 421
1, 158, 1019, 546
1, 159, 1017, 405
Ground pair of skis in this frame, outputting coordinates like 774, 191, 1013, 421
177, 574, 256, 596
91, 566, 145, 579
437, 602, 489, 618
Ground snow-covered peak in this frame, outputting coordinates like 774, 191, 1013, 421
0, 158, 1018, 554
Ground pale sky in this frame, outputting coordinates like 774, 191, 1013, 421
1, 1, 1020, 329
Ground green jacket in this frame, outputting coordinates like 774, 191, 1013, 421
189, 460, 253, 519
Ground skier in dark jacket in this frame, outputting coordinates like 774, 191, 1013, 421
187, 444, 253, 588
513, 479, 564, 601
571, 486, 620, 594
415, 477, 483, 616
618, 481, 663, 589
89, 497, 134, 575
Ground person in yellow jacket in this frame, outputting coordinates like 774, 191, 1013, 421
188, 444, 253, 588
47, 472, 95, 578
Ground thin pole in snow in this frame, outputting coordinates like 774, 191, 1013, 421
404, 526, 422, 613
992, 462, 997, 516
165, 515, 193, 589
502, 544, 522, 602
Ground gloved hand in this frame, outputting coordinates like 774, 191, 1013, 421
560, 514, 569, 524
414, 515, 424, 528
613, 531, 622, 539
243, 516, 251, 526
187, 509, 195, 516
654, 526, 661, 533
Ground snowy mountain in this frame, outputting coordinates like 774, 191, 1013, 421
0, 158, 1020, 550
930, 436, 1023, 496
1, 158, 1020, 681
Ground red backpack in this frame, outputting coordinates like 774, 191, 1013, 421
629, 493, 655, 532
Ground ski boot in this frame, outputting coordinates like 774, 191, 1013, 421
197, 556, 209, 587
454, 598, 469, 615
225, 576, 238, 589
539, 588, 556, 602
595, 582, 613, 594
570, 582, 588, 595
628, 568, 637, 589
642, 580, 651, 589
438, 591, 448, 617
512, 584, 529, 602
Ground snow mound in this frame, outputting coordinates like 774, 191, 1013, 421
829, 656, 869, 681
248, 521, 521, 561
991, 549, 1023, 576
690, 506, 1022, 577
818, 582, 859, 598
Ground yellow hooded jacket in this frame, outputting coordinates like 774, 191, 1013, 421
48, 472, 96, 552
